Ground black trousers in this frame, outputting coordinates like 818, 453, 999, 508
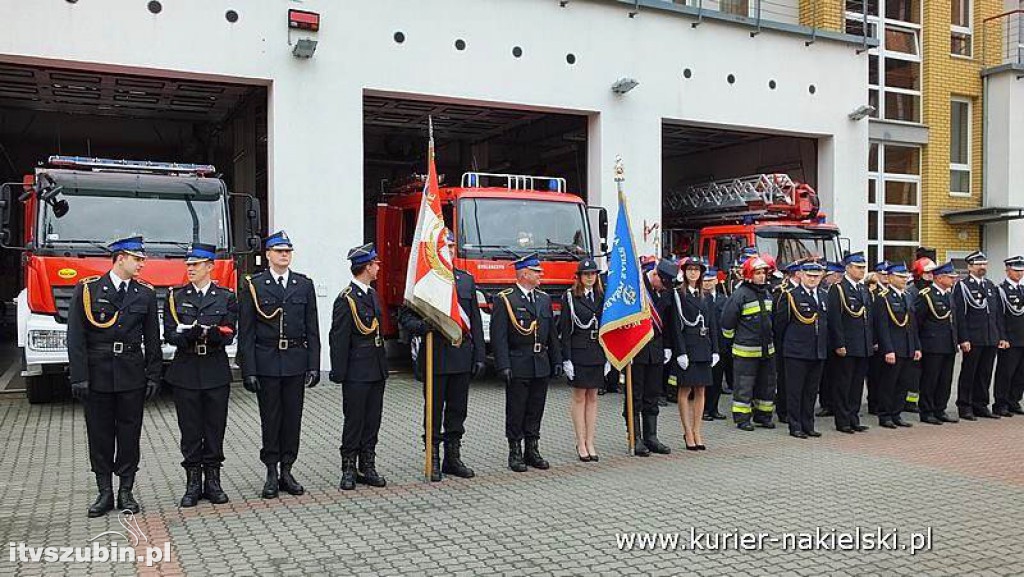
173, 385, 230, 468
829, 355, 869, 429
784, 358, 823, 434
919, 353, 955, 419
706, 360, 726, 416
956, 345, 997, 414
867, 353, 884, 413
506, 377, 548, 441
774, 350, 788, 420
422, 372, 471, 444
818, 364, 833, 412
256, 374, 305, 466
994, 347, 1024, 411
878, 357, 915, 424
85, 388, 146, 477
622, 362, 662, 430
731, 356, 776, 425
341, 380, 386, 457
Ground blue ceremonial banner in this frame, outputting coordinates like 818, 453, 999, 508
598, 189, 654, 370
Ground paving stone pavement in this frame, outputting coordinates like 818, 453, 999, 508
1, 371, 1023, 576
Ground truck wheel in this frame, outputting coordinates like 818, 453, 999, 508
26, 374, 68, 404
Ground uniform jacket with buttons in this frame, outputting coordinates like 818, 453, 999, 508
873, 287, 921, 359
774, 283, 829, 361
952, 276, 1003, 346
675, 286, 718, 363
329, 282, 389, 383
67, 273, 162, 391
997, 279, 1024, 347
558, 288, 605, 367
634, 281, 684, 365
237, 270, 321, 379
915, 286, 959, 354
490, 287, 561, 378
827, 277, 874, 358
163, 283, 238, 389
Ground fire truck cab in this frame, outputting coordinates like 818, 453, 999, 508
0, 156, 261, 403
664, 173, 844, 273
376, 172, 607, 343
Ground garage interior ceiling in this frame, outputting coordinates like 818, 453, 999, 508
0, 63, 252, 122
662, 123, 771, 157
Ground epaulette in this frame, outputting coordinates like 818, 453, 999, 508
497, 288, 513, 296
535, 289, 548, 296
78, 275, 101, 285
919, 287, 932, 295
878, 286, 889, 297
135, 279, 155, 291
340, 286, 352, 298
291, 271, 308, 280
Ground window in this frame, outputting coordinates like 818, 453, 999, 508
849, 0, 922, 123
868, 143, 921, 263
885, 0, 920, 24
951, 0, 972, 57
950, 99, 972, 196
720, 0, 749, 17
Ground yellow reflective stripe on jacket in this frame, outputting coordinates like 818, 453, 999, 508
740, 301, 763, 316
722, 328, 735, 339
732, 401, 752, 413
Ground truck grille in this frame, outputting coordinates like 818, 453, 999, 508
52, 286, 170, 324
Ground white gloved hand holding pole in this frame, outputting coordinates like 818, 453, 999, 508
663, 349, 672, 365
562, 360, 575, 381
711, 353, 721, 367
677, 354, 690, 371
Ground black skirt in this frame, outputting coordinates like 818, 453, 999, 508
678, 361, 712, 387
569, 363, 604, 389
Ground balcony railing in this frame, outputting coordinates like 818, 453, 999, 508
982, 9, 1024, 69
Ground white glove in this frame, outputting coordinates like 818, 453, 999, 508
562, 360, 575, 381
677, 354, 690, 371
604, 362, 612, 376
712, 353, 721, 367
175, 323, 195, 333
663, 348, 672, 364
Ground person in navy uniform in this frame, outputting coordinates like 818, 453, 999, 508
873, 262, 921, 428
772, 261, 802, 425
774, 261, 828, 439
826, 252, 873, 434
916, 261, 960, 424
238, 231, 321, 499
398, 262, 486, 482
163, 242, 237, 507
953, 250, 1005, 420
993, 256, 1024, 417
330, 243, 389, 490
491, 253, 562, 472
703, 266, 730, 421
866, 261, 891, 416
559, 257, 607, 462
674, 257, 719, 450
67, 236, 161, 517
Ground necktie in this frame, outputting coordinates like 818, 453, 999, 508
528, 292, 535, 305
278, 276, 285, 290
114, 282, 126, 306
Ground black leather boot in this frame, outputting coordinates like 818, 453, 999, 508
117, 474, 140, 513
507, 440, 527, 472
442, 439, 475, 478
203, 466, 229, 504
429, 443, 443, 482
524, 439, 550, 470
180, 467, 203, 508
356, 452, 387, 487
631, 413, 650, 456
338, 455, 357, 491
643, 415, 672, 454
261, 464, 279, 499
278, 464, 305, 496
88, 473, 114, 518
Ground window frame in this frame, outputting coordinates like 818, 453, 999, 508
867, 143, 922, 262
950, 98, 973, 197
950, 0, 973, 58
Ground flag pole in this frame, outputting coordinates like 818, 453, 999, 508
626, 363, 636, 455
425, 331, 435, 481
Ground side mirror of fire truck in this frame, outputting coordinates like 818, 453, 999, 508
230, 193, 263, 254
589, 206, 609, 255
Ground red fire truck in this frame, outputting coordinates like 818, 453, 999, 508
663, 173, 845, 274
376, 172, 607, 342
0, 156, 260, 403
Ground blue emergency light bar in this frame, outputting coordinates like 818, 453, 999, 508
47, 156, 217, 176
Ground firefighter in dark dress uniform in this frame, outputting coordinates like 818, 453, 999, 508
67, 236, 162, 517
491, 253, 563, 472
953, 250, 1005, 420
827, 252, 873, 434
772, 261, 802, 425
866, 261, 891, 416
916, 261, 960, 424
817, 261, 846, 417
872, 262, 920, 428
703, 266, 729, 421
399, 265, 486, 482
993, 256, 1024, 417
238, 231, 321, 499
774, 260, 828, 438
330, 243, 389, 490
163, 242, 238, 507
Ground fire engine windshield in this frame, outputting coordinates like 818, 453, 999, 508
755, 227, 840, 264
458, 198, 589, 260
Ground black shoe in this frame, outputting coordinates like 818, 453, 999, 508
87, 474, 115, 518
713, 412, 728, 420
657, 397, 668, 407
279, 464, 305, 495
589, 453, 600, 462
356, 452, 387, 487
756, 421, 776, 429
696, 444, 706, 451
262, 464, 279, 499
117, 475, 140, 514
816, 408, 834, 417
524, 439, 550, 470
960, 412, 977, 421
702, 414, 715, 422
879, 421, 897, 429
507, 440, 527, 472
737, 422, 755, 432
442, 440, 475, 478
633, 438, 651, 456
642, 415, 672, 454
939, 413, 959, 423
836, 426, 855, 434
338, 455, 357, 491
1010, 406, 1024, 415
778, 415, 789, 425
576, 445, 590, 462
789, 431, 808, 439
921, 415, 942, 425
203, 466, 229, 504
180, 467, 203, 508
806, 430, 822, 438
429, 444, 443, 482
853, 424, 870, 432
685, 443, 700, 451
995, 408, 1014, 418
903, 403, 919, 413
894, 419, 913, 428
597, 389, 607, 396
976, 408, 1000, 419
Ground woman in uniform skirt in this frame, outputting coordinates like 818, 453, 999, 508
674, 257, 719, 450
559, 258, 606, 462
